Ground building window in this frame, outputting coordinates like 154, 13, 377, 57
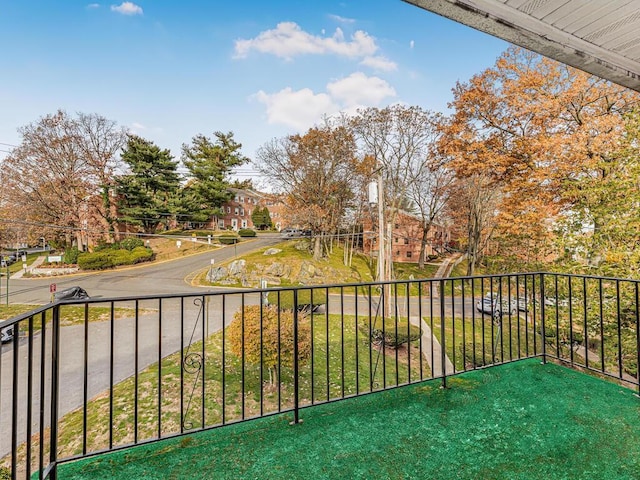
234, 207, 239, 215
231, 219, 238, 230
395, 223, 399, 229
395, 237, 399, 243
406, 251, 412, 258
218, 220, 225, 229
234, 196, 238, 201
404, 238, 409, 245
240, 196, 244, 203
240, 208, 245, 216
241, 220, 247, 228
226, 207, 231, 213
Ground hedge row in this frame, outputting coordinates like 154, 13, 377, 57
78, 246, 154, 270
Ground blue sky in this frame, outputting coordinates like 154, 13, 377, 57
0, 0, 508, 184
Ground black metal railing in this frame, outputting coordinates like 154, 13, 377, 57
0, 272, 638, 479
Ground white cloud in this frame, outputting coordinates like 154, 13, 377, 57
328, 14, 356, 24
234, 22, 377, 60
253, 88, 338, 130
87, 3, 100, 9
410, 40, 415, 49
252, 72, 396, 130
111, 2, 143, 15
360, 55, 397, 72
130, 122, 147, 131
327, 72, 396, 107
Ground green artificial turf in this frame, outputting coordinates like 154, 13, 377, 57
59, 359, 640, 480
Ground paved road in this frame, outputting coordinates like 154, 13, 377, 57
0, 236, 281, 459
3, 236, 282, 304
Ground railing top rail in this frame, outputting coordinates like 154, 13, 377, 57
3, 270, 640, 327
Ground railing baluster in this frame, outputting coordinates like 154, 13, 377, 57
616, 280, 623, 380
82, 303, 89, 455
292, 289, 300, 424
341, 286, 345, 397
135, 299, 140, 442
157, 298, 162, 438
11, 316, 20, 479
26, 316, 34, 480
49, 304, 60, 480
354, 285, 360, 394
440, 279, 447, 388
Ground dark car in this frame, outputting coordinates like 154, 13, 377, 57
0, 325, 14, 343
54, 286, 90, 302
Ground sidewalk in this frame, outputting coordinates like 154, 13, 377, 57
10, 255, 46, 279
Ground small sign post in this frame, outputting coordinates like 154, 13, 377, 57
50, 283, 57, 303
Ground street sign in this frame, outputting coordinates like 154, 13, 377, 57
50, 283, 57, 293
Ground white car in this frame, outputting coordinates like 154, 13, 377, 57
1, 325, 15, 343
476, 293, 527, 316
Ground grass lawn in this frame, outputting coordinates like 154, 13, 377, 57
17, 313, 427, 465
430, 313, 541, 371
1, 304, 155, 331
58, 359, 640, 480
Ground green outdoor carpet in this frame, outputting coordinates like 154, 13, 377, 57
59, 359, 640, 479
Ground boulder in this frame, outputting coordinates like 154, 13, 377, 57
228, 259, 246, 276
206, 266, 228, 282
263, 248, 281, 255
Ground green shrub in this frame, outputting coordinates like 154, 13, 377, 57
120, 237, 144, 251
131, 246, 154, 263
93, 241, 116, 252
64, 247, 80, 264
219, 234, 239, 245
0, 466, 11, 480
368, 317, 421, 348
78, 251, 114, 270
267, 289, 327, 312
78, 246, 154, 270
111, 249, 134, 265
238, 228, 257, 237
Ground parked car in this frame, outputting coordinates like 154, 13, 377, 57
476, 293, 525, 316
53, 286, 90, 302
0, 325, 14, 343
280, 228, 302, 238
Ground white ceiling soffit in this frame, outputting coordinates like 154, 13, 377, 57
404, 0, 640, 92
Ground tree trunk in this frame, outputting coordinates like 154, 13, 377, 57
313, 235, 322, 261
418, 224, 430, 269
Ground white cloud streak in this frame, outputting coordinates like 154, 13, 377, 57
360, 55, 397, 72
328, 14, 356, 24
234, 22, 377, 60
111, 2, 143, 15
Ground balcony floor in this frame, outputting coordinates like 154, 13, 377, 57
60, 359, 640, 480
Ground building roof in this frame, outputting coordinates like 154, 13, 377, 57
404, 0, 640, 92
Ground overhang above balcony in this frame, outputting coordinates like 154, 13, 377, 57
404, 0, 640, 92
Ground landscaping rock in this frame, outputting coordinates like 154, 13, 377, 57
207, 266, 228, 282
263, 248, 281, 255
228, 259, 246, 276
266, 262, 286, 277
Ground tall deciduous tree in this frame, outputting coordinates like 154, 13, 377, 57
181, 132, 248, 223
257, 120, 362, 260
351, 105, 441, 277
0, 110, 125, 246
444, 46, 639, 271
116, 135, 181, 234
447, 174, 501, 275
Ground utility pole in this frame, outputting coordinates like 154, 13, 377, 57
373, 168, 391, 319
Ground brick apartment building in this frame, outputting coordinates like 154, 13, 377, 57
363, 210, 450, 263
216, 188, 287, 231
